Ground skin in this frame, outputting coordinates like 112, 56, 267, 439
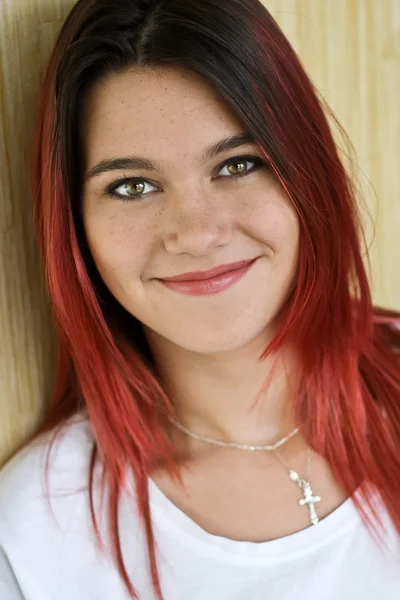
81, 67, 346, 540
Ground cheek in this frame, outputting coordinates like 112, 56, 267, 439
83, 211, 155, 280
241, 190, 300, 257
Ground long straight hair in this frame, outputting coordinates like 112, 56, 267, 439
28, 1, 400, 598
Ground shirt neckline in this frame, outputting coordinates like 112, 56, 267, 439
148, 476, 362, 564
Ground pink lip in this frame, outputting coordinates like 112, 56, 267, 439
160, 259, 258, 282
157, 258, 259, 296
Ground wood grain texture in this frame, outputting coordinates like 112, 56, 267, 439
0, 0, 399, 465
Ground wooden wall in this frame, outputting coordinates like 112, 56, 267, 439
0, 0, 399, 465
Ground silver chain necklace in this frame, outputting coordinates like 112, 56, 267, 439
168, 416, 300, 451
168, 415, 321, 526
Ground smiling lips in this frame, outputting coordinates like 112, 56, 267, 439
156, 258, 259, 296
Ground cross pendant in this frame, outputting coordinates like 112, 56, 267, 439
289, 470, 321, 525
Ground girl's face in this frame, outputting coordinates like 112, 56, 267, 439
81, 67, 300, 355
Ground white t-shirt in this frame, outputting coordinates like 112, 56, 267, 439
0, 414, 399, 600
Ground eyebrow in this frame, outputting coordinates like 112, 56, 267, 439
85, 132, 256, 180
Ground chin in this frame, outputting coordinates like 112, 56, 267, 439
153, 319, 272, 356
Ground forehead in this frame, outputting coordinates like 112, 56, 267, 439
80, 67, 244, 163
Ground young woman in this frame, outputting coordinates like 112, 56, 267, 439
0, 0, 399, 598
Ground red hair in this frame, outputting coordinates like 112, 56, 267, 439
25, 1, 400, 599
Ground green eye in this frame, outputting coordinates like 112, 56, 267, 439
105, 154, 266, 203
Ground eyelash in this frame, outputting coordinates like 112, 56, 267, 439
104, 154, 267, 203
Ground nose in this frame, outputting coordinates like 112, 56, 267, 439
161, 188, 233, 257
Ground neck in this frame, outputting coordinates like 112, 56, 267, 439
144, 326, 301, 452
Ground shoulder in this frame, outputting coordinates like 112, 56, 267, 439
0, 412, 94, 498
0, 413, 96, 545
0, 414, 149, 597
